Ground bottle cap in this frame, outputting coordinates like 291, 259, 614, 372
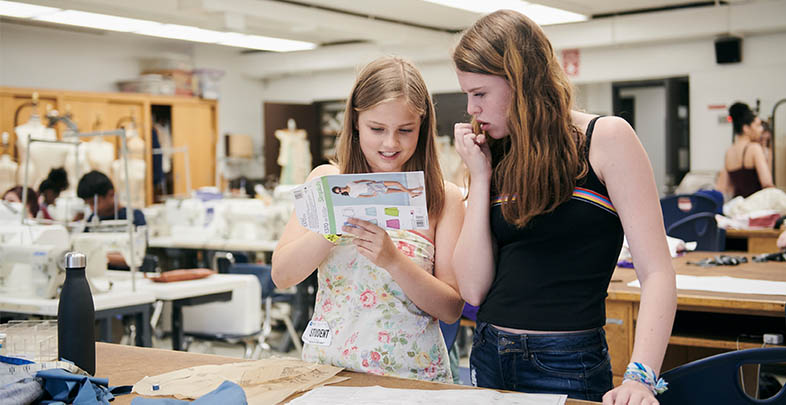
64, 252, 87, 269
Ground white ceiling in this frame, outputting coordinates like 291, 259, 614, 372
7, 0, 753, 49
5, 0, 779, 80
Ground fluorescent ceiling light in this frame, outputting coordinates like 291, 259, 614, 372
219, 32, 317, 52
0, 0, 59, 18
136, 24, 228, 44
0, 1, 317, 52
33, 10, 161, 32
422, 0, 587, 25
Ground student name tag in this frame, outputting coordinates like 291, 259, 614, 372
302, 320, 332, 346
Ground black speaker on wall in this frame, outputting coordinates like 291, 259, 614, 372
715, 36, 742, 64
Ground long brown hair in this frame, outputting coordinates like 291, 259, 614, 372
453, 10, 586, 227
335, 56, 445, 220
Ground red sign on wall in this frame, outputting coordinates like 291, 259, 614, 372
562, 48, 580, 77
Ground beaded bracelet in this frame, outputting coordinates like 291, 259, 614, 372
623, 362, 668, 395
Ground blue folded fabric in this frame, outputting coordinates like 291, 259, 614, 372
131, 380, 247, 405
35, 368, 132, 405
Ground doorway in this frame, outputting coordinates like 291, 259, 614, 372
613, 77, 689, 195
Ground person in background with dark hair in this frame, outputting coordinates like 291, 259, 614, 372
77, 170, 146, 269
2, 185, 39, 218
77, 170, 146, 227
716, 102, 773, 198
38, 167, 69, 220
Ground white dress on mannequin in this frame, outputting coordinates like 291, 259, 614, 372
64, 146, 90, 195
111, 129, 146, 209
15, 115, 67, 189
275, 119, 311, 185
0, 155, 18, 195
0, 132, 17, 194
84, 137, 115, 176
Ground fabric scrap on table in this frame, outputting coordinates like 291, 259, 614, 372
131, 380, 246, 405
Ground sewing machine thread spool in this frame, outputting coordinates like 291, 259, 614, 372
57, 252, 95, 375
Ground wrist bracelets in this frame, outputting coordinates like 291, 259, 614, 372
623, 362, 668, 395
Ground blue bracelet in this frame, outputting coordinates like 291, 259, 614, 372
623, 362, 668, 395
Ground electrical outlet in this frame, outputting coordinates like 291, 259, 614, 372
763, 333, 784, 345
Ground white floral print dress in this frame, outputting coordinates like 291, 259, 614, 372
301, 229, 452, 383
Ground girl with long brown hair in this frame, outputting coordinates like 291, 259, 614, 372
451, 10, 676, 404
272, 56, 465, 382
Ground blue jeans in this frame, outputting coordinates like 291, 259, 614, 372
470, 322, 613, 401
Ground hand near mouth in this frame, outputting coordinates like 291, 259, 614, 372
454, 122, 492, 180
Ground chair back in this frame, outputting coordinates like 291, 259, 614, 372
227, 263, 275, 298
660, 194, 719, 230
439, 320, 460, 349
659, 347, 786, 404
666, 212, 725, 251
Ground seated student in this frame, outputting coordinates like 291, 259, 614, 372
716, 102, 773, 198
77, 170, 146, 269
3, 185, 39, 218
38, 167, 69, 220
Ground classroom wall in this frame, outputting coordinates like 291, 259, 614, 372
2, 19, 786, 177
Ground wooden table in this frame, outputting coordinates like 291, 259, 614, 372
97, 343, 597, 404
725, 228, 782, 253
605, 251, 786, 387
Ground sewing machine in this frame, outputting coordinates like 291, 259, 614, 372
70, 230, 147, 292
0, 201, 22, 222
0, 224, 70, 298
221, 198, 287, 241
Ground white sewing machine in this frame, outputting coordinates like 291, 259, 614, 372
0, 224, 70, 298
0, 201, 22, 222
70, 230, 147, 292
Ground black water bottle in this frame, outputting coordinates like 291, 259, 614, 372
58, 252, 95, 375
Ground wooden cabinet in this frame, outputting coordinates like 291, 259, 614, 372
61, 98, 110, 138
604, 300, 634, 386
171, 102, 216, 195
0, 87, 217, 206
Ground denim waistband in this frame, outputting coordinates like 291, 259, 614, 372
476, 321, 606, 354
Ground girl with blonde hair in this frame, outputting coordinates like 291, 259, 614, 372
272, 56, 465, 382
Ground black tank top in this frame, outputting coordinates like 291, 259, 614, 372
477, 116, 624, 331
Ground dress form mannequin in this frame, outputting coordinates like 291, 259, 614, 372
84, 136, 115, 177
111, 126, 146, 208
275, 118, 311, 185
0, 132, 18, 194
64, 146, 90, 195
15, 112, 62, 189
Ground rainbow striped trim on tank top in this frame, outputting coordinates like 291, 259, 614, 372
491, 187, 617, 216
572, 187, 617, 216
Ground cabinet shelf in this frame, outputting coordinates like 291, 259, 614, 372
669, 334, 765, 350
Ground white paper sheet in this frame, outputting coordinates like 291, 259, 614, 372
628, 275, 786, 296
287, 385, 567, 405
